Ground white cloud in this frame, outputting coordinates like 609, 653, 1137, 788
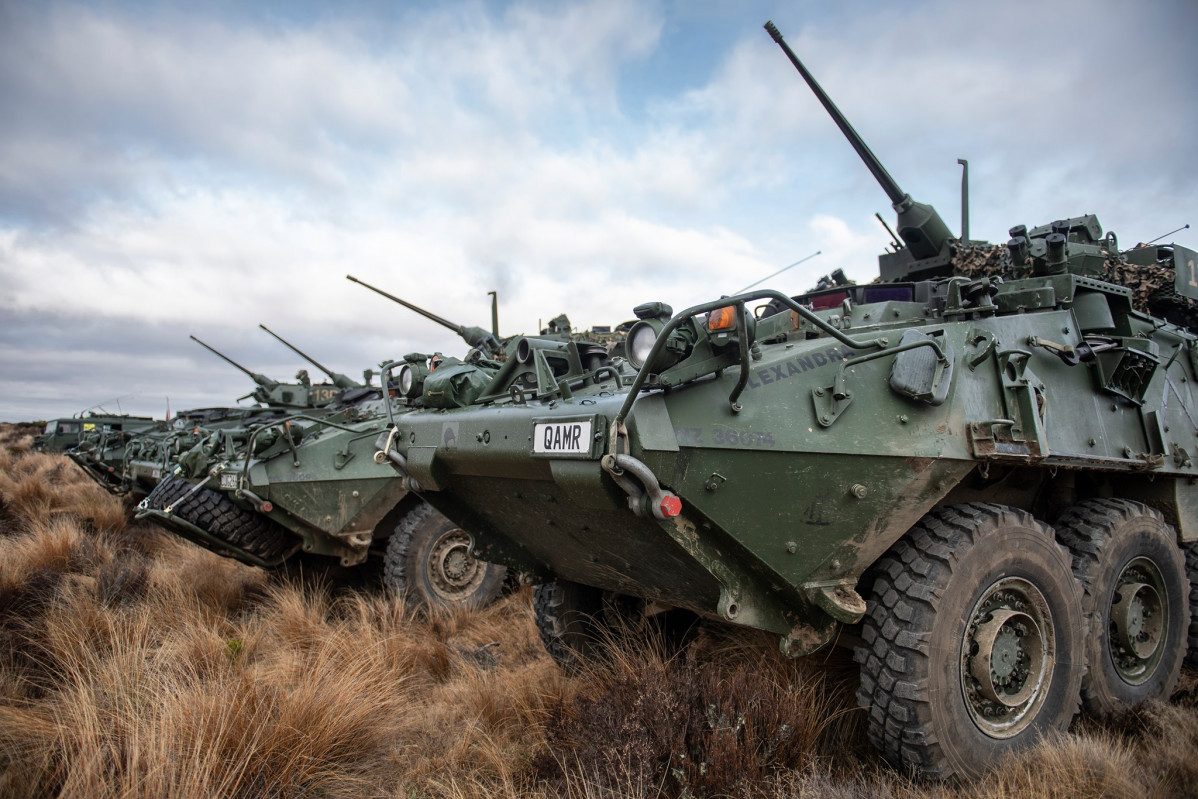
1, 0, 1196, 421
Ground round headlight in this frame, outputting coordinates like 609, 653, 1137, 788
399, 364, 414, 395
627, 321, 659, 369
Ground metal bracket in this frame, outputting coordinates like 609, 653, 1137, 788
812, 367, 853, 427
967, 330, 997, 371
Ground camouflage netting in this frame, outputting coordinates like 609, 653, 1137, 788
945, 243, 1198, 329
949, 243, 1011, 280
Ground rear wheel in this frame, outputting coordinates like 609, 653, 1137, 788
383, 503, 506, 610
1182, 543, 1198, 669
856, 503, 1084, 780
1055, 499, 1188, 716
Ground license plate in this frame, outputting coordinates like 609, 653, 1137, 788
219, 473, 239, 490
151, 468, 161, 480
532, 420, 593, 456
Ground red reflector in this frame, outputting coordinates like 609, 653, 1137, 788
659, 495, 682, 517
261, 501, 273, 513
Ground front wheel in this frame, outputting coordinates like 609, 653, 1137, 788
1055, 499, 1188, 716
143, 476, 296, 563
856, 503, 1084, 780
383, 503, 506, 610
533, 580, 644, 672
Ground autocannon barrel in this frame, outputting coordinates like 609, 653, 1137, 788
764, 21, 953, 261
189, 335, 280, 390
346, 275, 503, 357
258, 325, 361, 389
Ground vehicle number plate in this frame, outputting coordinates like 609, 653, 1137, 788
219, 473, 238, 490
533, 420, 593, 456
151, 468, 161, 480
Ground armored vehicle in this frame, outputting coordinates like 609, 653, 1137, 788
135, 292, 517, 609
33, 412, 156, 453
189, 334, 355, 410
371, 22, 1198, 779
70, 406, 304, 498
68, 418, 168, 494
100, 332, 365, 498
120, 405, 298, 497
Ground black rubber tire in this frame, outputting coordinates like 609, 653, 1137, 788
142, 475, 192, 512
531, 580, 641, 672
1055, 498, 1189, 716
855, 503, 1085, 780
143, 476, 296, 562
1184, 543, 1198, 669
383, 503, 506, 610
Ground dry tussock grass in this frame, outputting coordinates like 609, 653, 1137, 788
0, 446, 127, 535
0, 423, 42, 457
0, 425, 1195, 798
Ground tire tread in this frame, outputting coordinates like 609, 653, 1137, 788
855, 502, 1082, 780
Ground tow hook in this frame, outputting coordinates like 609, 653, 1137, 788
373, 427, 408, 473
601, 453, 682, 520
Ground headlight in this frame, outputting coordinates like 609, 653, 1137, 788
627, 322, 659, 369
397, 361, 428, 399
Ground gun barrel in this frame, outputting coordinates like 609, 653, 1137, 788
190, 335, 279, 390
190, 335, 255, 378
259, 324, 361, 388
764, 21, 952, 263
259, 324, 334, 377
347, 275, 464, 334
765, 21, 907, 206
348, 274, 504, 357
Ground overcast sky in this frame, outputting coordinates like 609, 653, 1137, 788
2, 0, 1195, 422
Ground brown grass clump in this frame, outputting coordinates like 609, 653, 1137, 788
0, 422, 43, 456
0, 423, 1195, 798
0, 448, 127, 535
529, 625, 863, 798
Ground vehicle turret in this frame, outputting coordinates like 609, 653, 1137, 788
765, 21, 955, 281
346, 275, 504, 358
258, 324, 362, 389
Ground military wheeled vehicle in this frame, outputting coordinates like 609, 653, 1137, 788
33, 412, 156, 453
370, 21, 1198, 779
68, 328, 362, 499
108, 332, 367, 498
135, 293, 518, 610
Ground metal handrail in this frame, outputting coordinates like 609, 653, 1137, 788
611, 288, 906, 430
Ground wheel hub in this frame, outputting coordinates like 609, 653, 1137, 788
969, 608, 1044, 707
427, 529, 485, 602
961, 578, 1053, 738
1108, 558, 1167, 683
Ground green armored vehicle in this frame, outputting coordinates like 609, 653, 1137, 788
371, 22, 1197, 779
188, 333, 358, 410
118, 333, 362, 496
69, 330, 358, 499
136, 291, 514, 609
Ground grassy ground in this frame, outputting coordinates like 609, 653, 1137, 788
1, 422, 1195, 798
